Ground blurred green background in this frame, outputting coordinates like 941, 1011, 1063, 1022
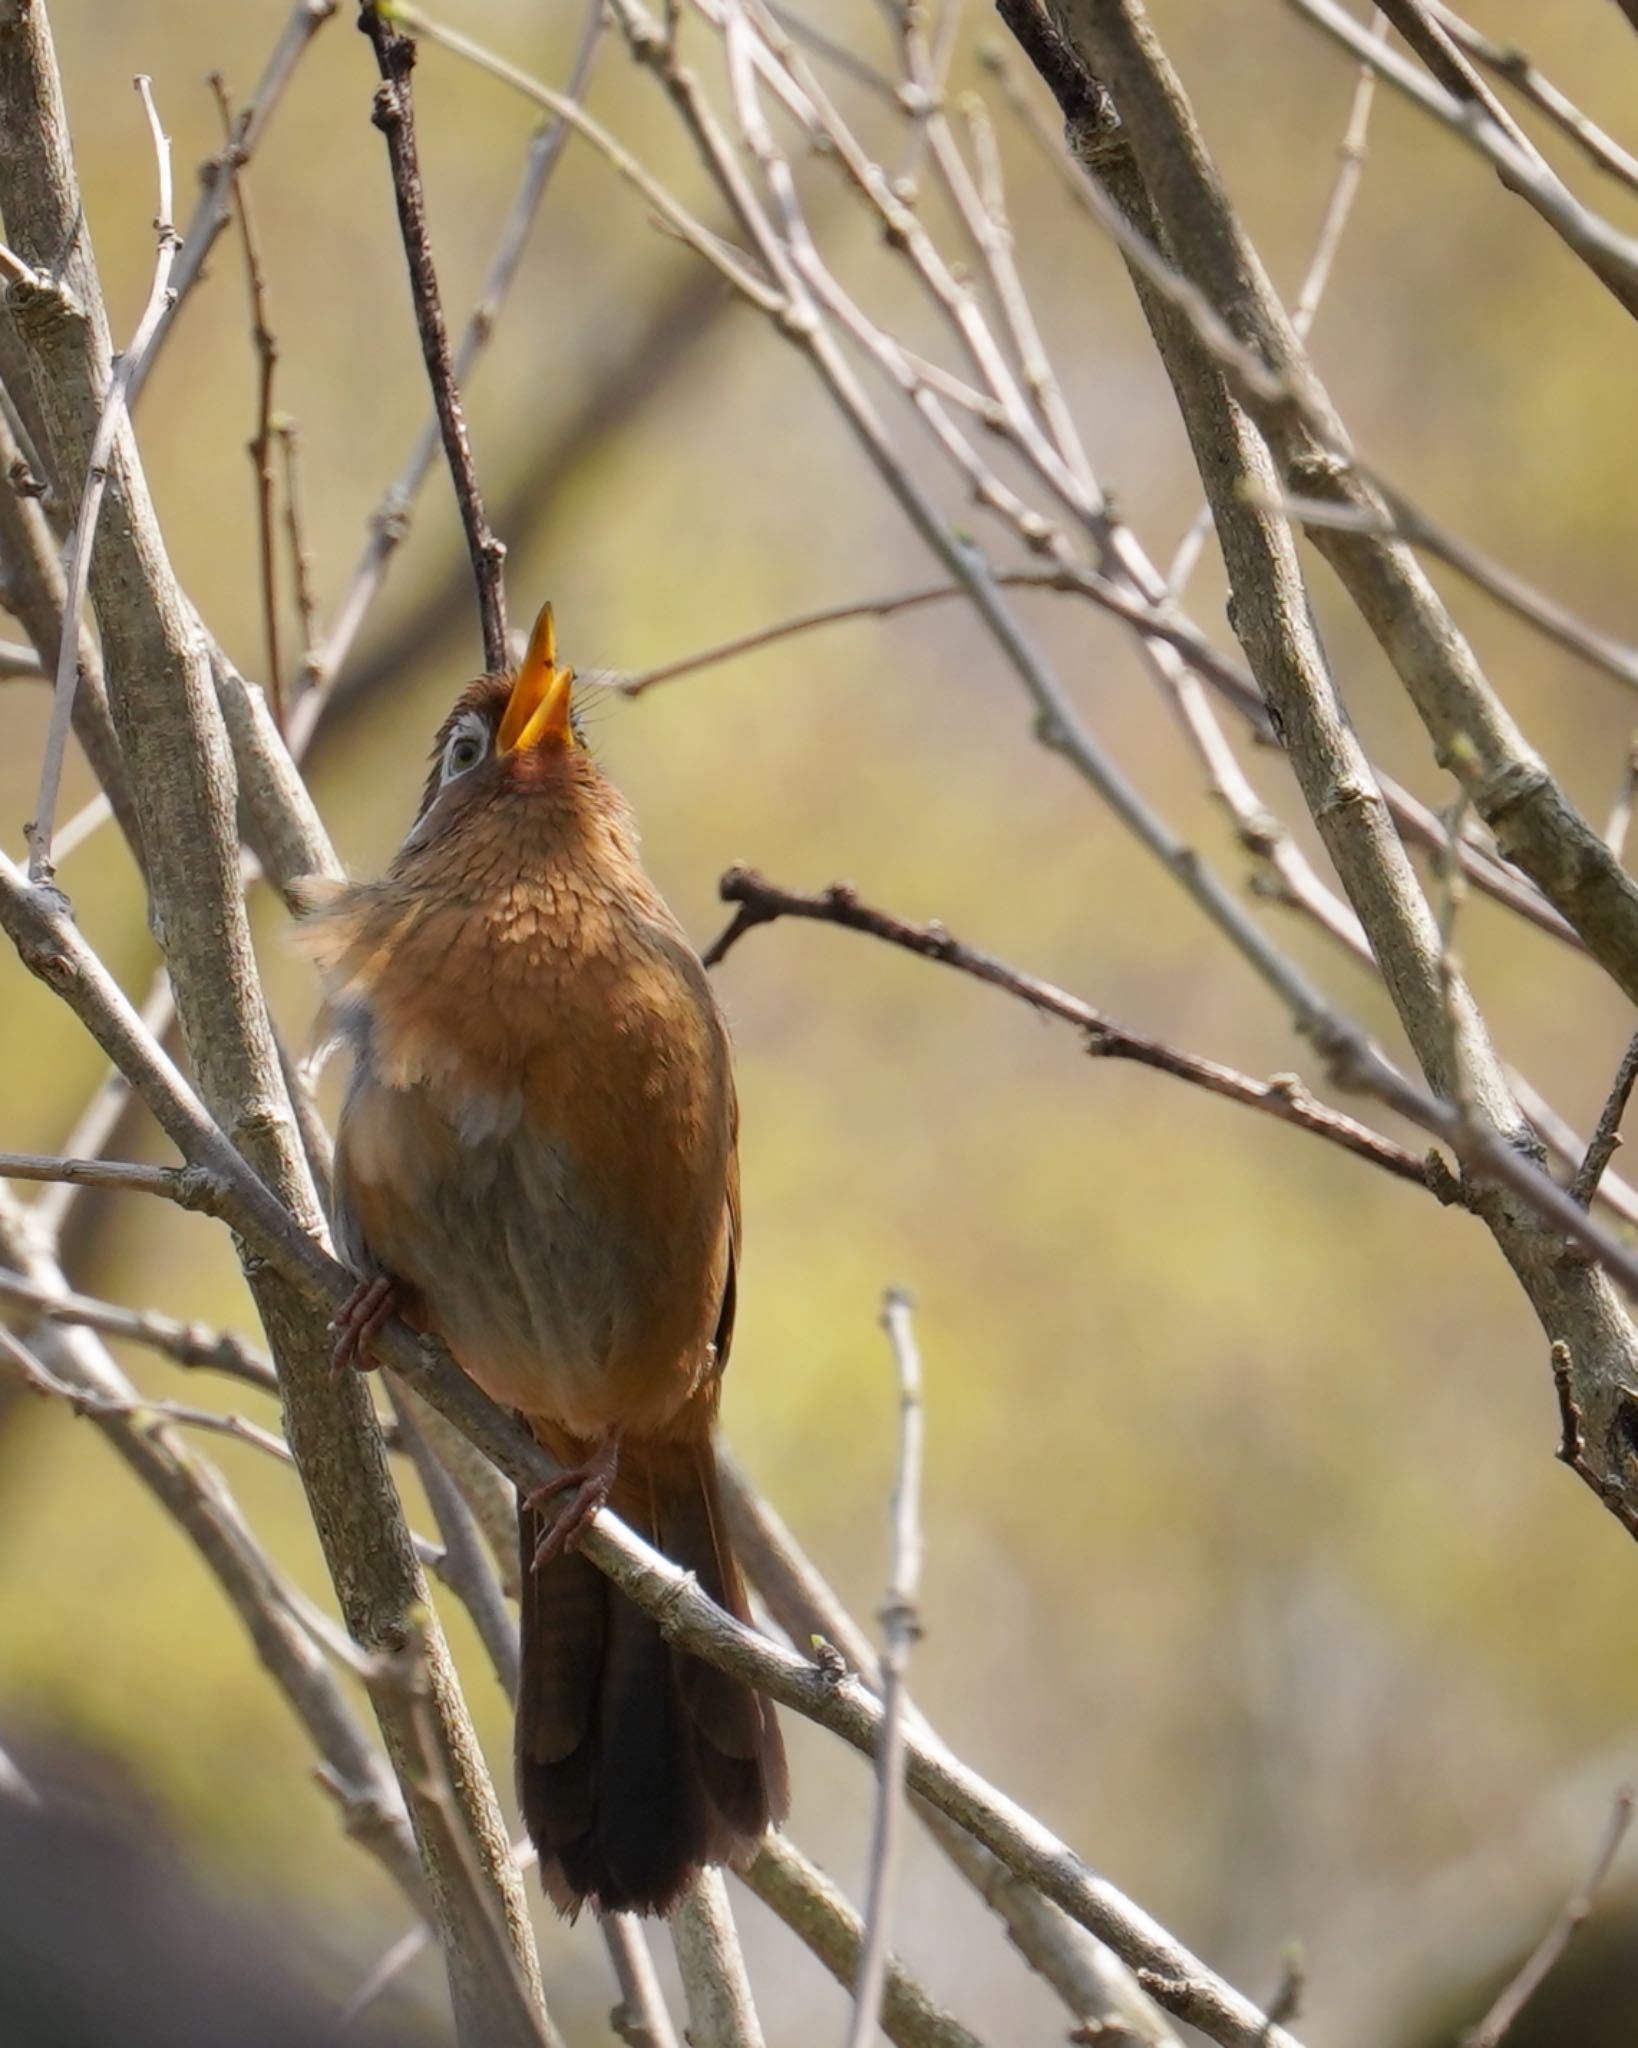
4, 2, 1638, 2040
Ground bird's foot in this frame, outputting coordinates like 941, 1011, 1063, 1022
330, 1274, 400, 1378
526, 1432, 621, 1567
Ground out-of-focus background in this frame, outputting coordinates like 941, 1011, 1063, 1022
4, 2, 1638, 2041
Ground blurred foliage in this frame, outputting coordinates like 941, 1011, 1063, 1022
4, 2, 1638, 2041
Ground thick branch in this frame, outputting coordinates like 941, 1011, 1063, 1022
1036, 0, 1638, 1017
0, 13, 550, 2038
1012, 0, 1638, 1542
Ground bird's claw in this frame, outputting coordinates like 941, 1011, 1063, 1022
330, 1275, 400, 1379
526, 1435, 620, 1567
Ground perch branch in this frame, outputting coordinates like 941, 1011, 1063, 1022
0, 847, 1310, 2048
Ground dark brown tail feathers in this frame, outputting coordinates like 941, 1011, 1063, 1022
516, 1434, 788, 1918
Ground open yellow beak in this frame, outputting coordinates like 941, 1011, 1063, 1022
496, 603, 575, 753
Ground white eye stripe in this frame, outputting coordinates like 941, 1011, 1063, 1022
440, 712, 493, 786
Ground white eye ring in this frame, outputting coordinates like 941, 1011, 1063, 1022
440, 715, 490, 787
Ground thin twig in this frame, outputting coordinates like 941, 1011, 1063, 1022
387, 1380, 520, 1697
1427, 3, 1638, 195
0, 1265, 277, 1393
1168, 14, 1382, 594
32, 967, 174, 1239
604, 1916, 683, 2048
208, 71, 285, 729
620, 564, 1254, 711
1285, 0, 1638, 312
358, 4, 509, 673
742, 1834, 989, 2048
1460, 1785, 1636, 2048
703, 869, 1430, 1187
0, 639, 44, 678
129, 0, 339, 402
290, 0, 605, 740
1258, 482, 1638, 699
336, 1923, 433, 2031
26, 74, 180, 879
1570, 1035, 1638, 1209
847, 1289, 926, 2048
1605, 736, 1638, 861
47, 790, 115, 862
0, 1150, 226, 1213
719, 1456, 1180, 2046
1507, 1070, 1638, 1232
276, 418, 321, 665
0, 1329, 290, 1464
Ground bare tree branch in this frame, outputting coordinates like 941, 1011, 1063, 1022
1571, 1035, 1638, 1210
672, 1869, 766, 2048
1017, 0, 1638, 1543
358, 3, 509, 674
847, 1289, 927, 2048
0, 1185, 428, 1912
743, 1834, 989, 2048
605, 1916, 684, 2048
705, 867, 1431, 1186
24, 73, 177, 880
0, 12, 553, 2033
208, 70, 286, 729
0, 1263, 277, 1393
1287, 0, 1638, 313
1459, 1785, 1636, 2048
130, 0, 339, 401
1427, 2, 1638, 195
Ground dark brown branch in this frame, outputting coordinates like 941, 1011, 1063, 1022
276, 420, 321, 660
209, 72, 285, 730
309, 260, 727, 737
1571, 1034, 1638, 1209
358, 3, 508, 674
704, 867, 1431, 1188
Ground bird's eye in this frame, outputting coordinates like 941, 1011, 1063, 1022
441, 725, 488, 785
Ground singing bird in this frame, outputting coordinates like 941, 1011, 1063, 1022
299, 606, 788, 1916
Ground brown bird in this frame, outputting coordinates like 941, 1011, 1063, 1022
299, 605, 788, 1917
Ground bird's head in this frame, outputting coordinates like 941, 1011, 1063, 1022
403, 603, 590, 852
